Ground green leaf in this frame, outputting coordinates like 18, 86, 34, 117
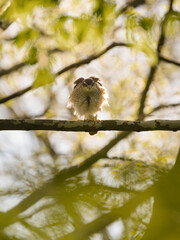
2, 0, 59, 23
93, 0, 116, 30
54, 0, 116, 48
14, 28, 39, 48
27, 46, 38, 64
163, 11, 180, 36
73, 17, 89, 43
33, 67, 55, 88
139, 17, 154, 31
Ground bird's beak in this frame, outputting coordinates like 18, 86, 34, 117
86, 84, 93, 89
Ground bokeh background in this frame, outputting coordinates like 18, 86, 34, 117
0, 0, 180, 239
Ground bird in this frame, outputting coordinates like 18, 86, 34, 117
67, 76, 108, 134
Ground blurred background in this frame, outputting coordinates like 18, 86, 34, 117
0, 0, 180, 239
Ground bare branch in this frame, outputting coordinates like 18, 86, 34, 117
0, 42, 178, 105
138, 2, 174, 119
0, 62, 27, 77
138, 66, 156, 119
0, 119, 179, 132
0, 86, 32, 104
0, 42, 129, 104
147, 103, 180, 115
55, 42, 129, 76
0, 41, 178, 80
169, 0, 174, 11
0, 42, 128, 78
0, 48, 64, 78
159, 56, 180, 67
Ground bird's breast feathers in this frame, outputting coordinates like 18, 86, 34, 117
67, 77, 108, 118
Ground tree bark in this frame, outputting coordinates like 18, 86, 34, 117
0, 119, 180, 132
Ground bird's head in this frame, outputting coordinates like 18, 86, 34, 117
82, 78, 96, 90
74, 76, 102, 91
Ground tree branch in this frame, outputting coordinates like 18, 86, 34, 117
0, 62, 27, 77
55, 42, 129, 76
0, 42, 129, 103
0, 48, 64, 78
0, 119, 179, 132
137, 2, 174, 119
0, 86, 32, 104
0, 41, 179, 80
0, 42, 179, 105
159, 56, 180, 67
169, 0, 174, 11
147, 102, 180, 115
0, 131, 129, 230
57, 189, 151, 240
138, 66, 157, 119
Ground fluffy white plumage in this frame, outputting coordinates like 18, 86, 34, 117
67, 76, 108, 120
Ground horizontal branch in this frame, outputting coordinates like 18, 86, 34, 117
0, 119, 180, 132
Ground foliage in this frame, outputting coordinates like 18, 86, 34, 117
0, 0, 180, 240
33, 67, 55, 88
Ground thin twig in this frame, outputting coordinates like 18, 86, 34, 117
0, 62, 27, 77
147, 102, 180, 115
159, 56, 180, 67
169, 0, 174, 11
0, 86, 32, 104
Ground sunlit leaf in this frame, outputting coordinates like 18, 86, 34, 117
2, 0, 59, 23
27, 46, 38, 64
126, 12, 140, 41
54, 16, 73, 49
93, 0, 116, 31
139, 17, 154, 31
73, 17, 89, 43
163, 10, 180, 36
14, 28, 39, 48
33, 67, 55, 88
54, 0, 116, 48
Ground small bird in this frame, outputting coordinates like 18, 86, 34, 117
67, 76, 108, 134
